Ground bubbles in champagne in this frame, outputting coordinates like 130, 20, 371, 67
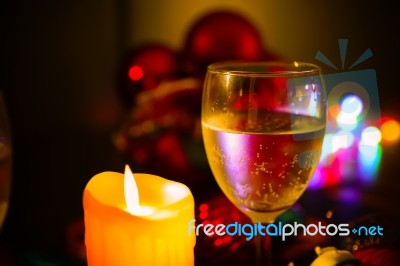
202, 111, 325, 214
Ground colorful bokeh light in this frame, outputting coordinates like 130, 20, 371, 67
307, 100, 397, 190
358, 144, 382, 184
380, 119, 400, 143
341, 94, 363, 116
128, 66, 144, 81
336, 95, 363, 131
361, 126, 381, 147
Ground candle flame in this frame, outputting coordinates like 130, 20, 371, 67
124, 165, 154, 216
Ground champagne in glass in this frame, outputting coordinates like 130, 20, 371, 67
203, 111, 324, 223
201, 61, 326, 264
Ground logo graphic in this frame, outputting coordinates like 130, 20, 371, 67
188, 220, 383, 241
316, 39, 381, 141
312, 39, 382, 188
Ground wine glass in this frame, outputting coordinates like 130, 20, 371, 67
0, 91, 12, 232
201, 61, 326, 265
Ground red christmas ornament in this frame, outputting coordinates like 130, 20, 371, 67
183, 11, 273, 76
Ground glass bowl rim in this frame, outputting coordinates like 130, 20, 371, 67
207, 61, 321, 77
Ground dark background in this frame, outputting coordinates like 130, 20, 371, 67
0, 0, 399, 262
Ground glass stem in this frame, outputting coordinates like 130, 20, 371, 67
255, 223, 271, 266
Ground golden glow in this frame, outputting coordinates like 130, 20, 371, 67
83, 171, 196, 265
328, 104, 340, 121
381, 119, 400, 143
225, 74, 231, 88
124, 165, 154, 216
294, 61, 299, 67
